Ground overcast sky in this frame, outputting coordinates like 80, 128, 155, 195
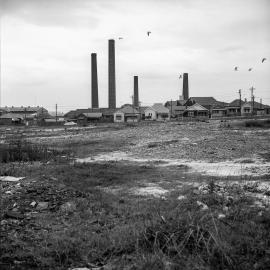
0, 0, 269, 111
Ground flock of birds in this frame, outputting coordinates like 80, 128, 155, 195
234, 58, 267, 71
118, 32, 266, 79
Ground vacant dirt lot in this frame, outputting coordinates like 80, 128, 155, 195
1, 120, 270, 269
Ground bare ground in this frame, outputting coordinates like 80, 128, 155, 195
1, 120, 270, 269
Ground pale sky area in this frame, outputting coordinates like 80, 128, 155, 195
0, 0, 270, 112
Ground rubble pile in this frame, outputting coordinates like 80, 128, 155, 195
0, 176, 87, 266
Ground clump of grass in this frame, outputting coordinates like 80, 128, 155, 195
137, 192, 270, 270
0, 139, 70, 163
2, 184, 270, 269
2, 158, 270, 270
148, 142, 159, 148
245, 119, 270, 128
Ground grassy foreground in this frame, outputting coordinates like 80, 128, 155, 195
1, 161, 270, 270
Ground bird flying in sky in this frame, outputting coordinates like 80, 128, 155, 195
248, 68, 252, 71
118, 37, 123, 40
234, 67, 238, 71
179, 75, 182, 79
147, 31, 151, 36
262, 58, 266, 63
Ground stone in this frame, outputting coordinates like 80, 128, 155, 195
60, 202, 76, 213
164, 260, 178, 270
196, 201, 209, 210
36, 202, 49, 211
218, 213, 226, 219
193, 189, 200, 195
30, 201, 37, 207
0, 176, 25, 182
1, 220, 8, 226
5, 211, 24, 219
69, 268, 90, 270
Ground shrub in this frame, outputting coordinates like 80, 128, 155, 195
0, 139, 70, 163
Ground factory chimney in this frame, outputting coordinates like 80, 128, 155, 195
133, 76, 139, 107
108, 39, 116, 109
91, 53, 99, 108
182, 73, 189, 100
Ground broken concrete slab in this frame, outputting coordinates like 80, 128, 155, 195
30, 201, 37, 207
0, 176, 25, 182
36, 202, 49, 211
5, 211, 24, 220
60, 201, 76, 213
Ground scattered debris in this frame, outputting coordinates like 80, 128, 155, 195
133, 185, 168, 197
36, 202, 49, 211
69, 268, 90, 270
60, 201, 76, 213
218, 213, 226, 219
0, 176, 25, 182
77, 152, 270, 177
30, 201, 37, 207
5, 211, 24, 220
197, 201, 209, 210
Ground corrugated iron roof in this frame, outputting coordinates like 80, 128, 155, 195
0, 113, 25, 119
116, 105, 139, 114
242, 101, 270, 109
227, 99, 245, 107
0, 106, 47, 113
185, 103, 208, 111
81, 113, 103, 118
149, 103, 170, 113
138, 106, 148, 113
65, 108, 119, 118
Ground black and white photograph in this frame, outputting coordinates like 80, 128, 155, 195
0, 0, 270, 269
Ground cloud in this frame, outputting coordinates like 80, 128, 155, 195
218, 45, 245, 53
1, 0, 269, 109
0, 0, 102, 28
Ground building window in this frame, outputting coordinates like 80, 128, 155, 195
116, 115, 122, 120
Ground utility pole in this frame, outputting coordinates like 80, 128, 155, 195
170, 99, 173, 118
250, 87, 255, 115
238, 89, 242, 116
252, 95, 255, 115
55, 103, 58, 123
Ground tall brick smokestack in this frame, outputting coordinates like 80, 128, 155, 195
182, 73, 189, 100
133, 76, 139, 107
108, 39, 116, 109
91, 53, 99, 108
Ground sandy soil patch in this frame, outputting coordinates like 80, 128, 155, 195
77, 151, 270, 177
132, 184, 168, 197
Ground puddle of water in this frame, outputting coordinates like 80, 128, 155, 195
77, 151, 270, 177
